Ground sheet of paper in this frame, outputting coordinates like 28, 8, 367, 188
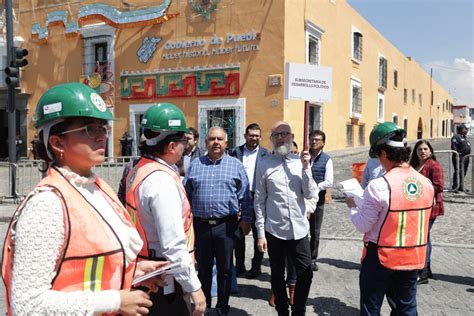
337, 178, 364, 208
132, 262, 186, 286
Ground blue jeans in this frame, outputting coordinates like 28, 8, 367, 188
426, 219, 436, 264
360, 243, 418, 316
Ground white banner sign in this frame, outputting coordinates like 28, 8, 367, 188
284, 63, 333, 103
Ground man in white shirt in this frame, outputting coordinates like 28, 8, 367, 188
126, 103, 206, 316
255, 121, 318, 316
308, 130, 334, 271
230, 123, 269, 278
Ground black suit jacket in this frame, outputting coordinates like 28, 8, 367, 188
188, 146, 203, 161
230, 144, 269, 192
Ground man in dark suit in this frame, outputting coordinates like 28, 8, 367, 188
180, 127, 203, 176
230, 123, 269, 278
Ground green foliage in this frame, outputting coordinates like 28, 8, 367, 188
189, 0, 221, 19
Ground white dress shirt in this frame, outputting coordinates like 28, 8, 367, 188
183, 146, 197, 174
242, 145, 258, 191
136, 157, 201, 293
254, 153, 318, 240
349, 176, 390, 243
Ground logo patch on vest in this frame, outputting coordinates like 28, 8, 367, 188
402, 177, 423, 201
126, 166, 139, 193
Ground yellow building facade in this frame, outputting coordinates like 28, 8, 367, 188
13, 0, 453, 155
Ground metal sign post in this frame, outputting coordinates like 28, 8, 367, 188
303, 101, 309, 151
5, 0, 17, 197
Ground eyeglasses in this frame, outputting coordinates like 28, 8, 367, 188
271, 131, 291, 138
59, 124, 111, 139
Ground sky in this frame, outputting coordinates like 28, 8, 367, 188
347, 0, 474, 106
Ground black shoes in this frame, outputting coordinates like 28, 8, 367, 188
426, 264, 434, 279
417, 274, 429, 285
236, 266, 247, 276
417, 265, 431, 285
311, 261, 319, 271
246, 267, 262, 279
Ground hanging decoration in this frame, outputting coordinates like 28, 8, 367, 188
189, 0, 221, 20
80, 61, 115, 108
32, 10, 79, 43
77, 2, 177, 29
31, 1, 177, 43
120, 64, 240, 99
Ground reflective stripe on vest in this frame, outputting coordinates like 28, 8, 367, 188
125, 157, 195, 261
2, 167, 137, 315
84, 255, 105, 292
376, 166, 434, 270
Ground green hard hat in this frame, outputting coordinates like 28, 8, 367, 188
369, 122, 406, 158
34, 82, 113, 128
141, 103, 187, 133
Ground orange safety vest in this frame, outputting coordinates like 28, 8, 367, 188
125, 156, 195, 261
1, 167, 137, 315
374, 166, 434, 270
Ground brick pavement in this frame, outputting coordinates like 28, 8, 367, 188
226, 192, 473, 316
0, 138, 473, 315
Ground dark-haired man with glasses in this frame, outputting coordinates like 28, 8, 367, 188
255, 121, 318, 315
230, 123, 269, 278
307, 130, 333, 272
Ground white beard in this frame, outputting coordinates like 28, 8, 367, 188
273, 141, 292, 156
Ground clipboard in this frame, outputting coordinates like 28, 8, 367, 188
337, 178, 365, 208
132, 261, 185, 286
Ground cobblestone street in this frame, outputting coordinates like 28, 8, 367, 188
0, 138, 473, 315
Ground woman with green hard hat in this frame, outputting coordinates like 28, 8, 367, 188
2, 82, 167, 315
346, 122, 434, 315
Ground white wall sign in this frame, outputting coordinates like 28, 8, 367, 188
284, 62, 333, 103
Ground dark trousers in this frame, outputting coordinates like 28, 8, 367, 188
195, 217, 238, 314
309, 203, 325, 261
148, 281, 189, 316
452, 154, 470, 190
234, 229, 245, 270
360, 243, 418, 316
266, 232, 313, 316
235, 223, 264, 270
